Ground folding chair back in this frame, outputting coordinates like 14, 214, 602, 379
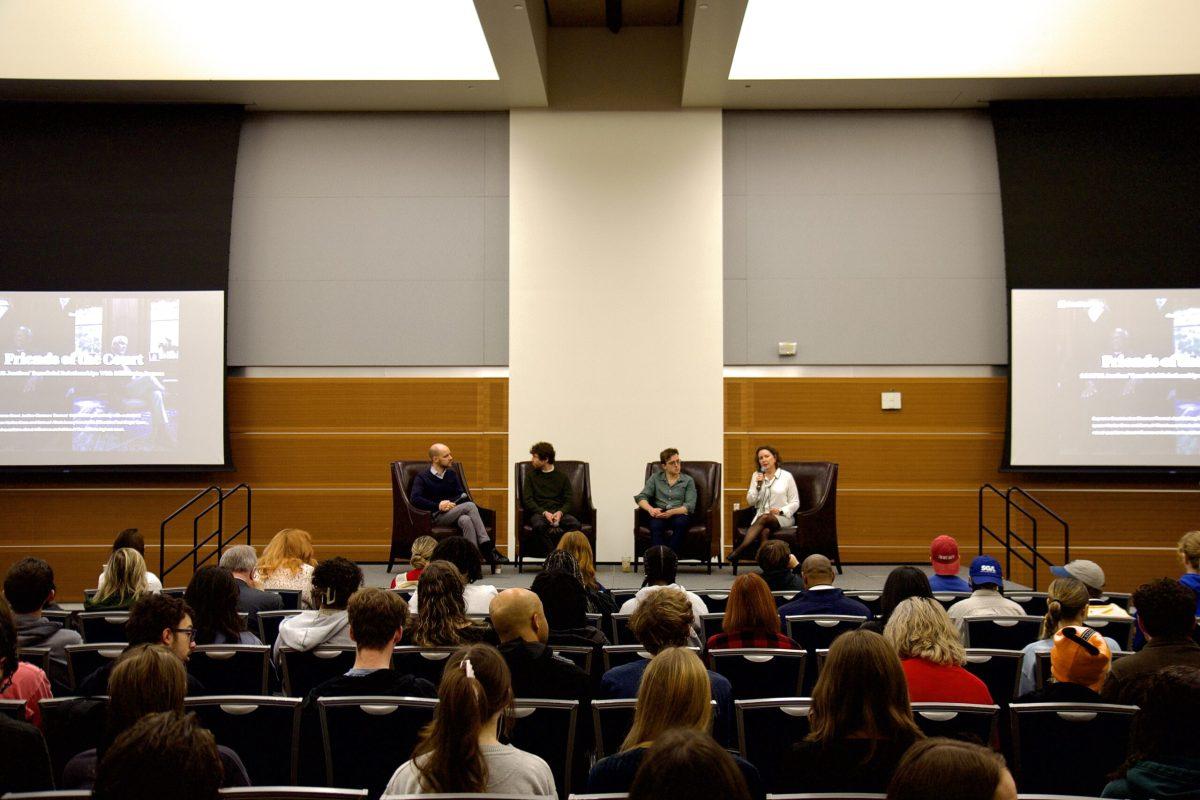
962, 649, 1023, 704
735, 697, 812, 792
77, 611, 129, 643
256, 610, 304, 648
278, 646, 358, 697
186, 696, 302, 786
318, 696, 438, 798
963, 616, 1042, 650
391, 646, 459, 686
911, 702, 1000, 745
1010, 702, 1137, 796
710, 648, 806, 699
189, 645, 272, 695
508, 699, 578, 798
65, 643, 124, 690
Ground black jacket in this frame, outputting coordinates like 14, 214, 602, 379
498, 640, 590, 702
0, 714, 53, 796
235, 578, 285, 630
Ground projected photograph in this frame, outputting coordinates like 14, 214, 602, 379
0, 291, 225, 468
1010, 289, 1200, 470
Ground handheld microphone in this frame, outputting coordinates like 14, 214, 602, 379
756, 465, 765, 490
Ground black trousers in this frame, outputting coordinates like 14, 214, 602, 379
524, 512, 582, 557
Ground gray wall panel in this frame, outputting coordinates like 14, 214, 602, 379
229, 112, 508, 366
725, 110, 1007, 365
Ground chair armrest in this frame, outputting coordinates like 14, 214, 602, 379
474, 501, 497, 528
732, 506, 756, 528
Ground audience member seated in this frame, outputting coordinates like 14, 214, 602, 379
254, 528, 317, 608
755, 540, 804, 593
92, 712, 223, 800
619, 545, 707, 641
885, 597, 993, 704
521, 440, 583, 557
1178, 529, 1200, 614
391, 534, 436, 590
409, 537, 498, 615
1017, 625, 1112, 703
946, 555, 1024, 627
404, 560, 490, 647
0, 692, 53, 795
928, 535, 972, 593
97, 528, 163, 593
413, 443, 509, 565
4, 556, 81, 688
76, 593, 203, 696
1102, 578, 1200, 704
490, 588, 590, 701
219, 544, 283, 629
0, 596, 52, 727
557, 530, 617, 614
62, 643, 250, 789
630, 727, 754, 800
1052, 558, 1131, 618
707, 573, 800, 651
777, 553, 873, 625
888, 737, 1017, 800
384, 643, 556, 796
861, 566, 933, 635
273, 557, 362, 660
185, 566, 264, 645
530, 568, 610, 649
1018, 577, 1122, 696
634, 447, 698, 556
589, 647, 763, 798
1103, 665, 1200, 799
600, 587, 733, 743
85, 547, 149, 611
776, 629, 924, 794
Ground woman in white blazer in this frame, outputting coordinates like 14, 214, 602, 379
729, 445, 800, 563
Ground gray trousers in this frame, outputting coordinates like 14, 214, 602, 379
434, 501, 490, 547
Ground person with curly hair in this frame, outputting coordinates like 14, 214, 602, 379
404, 561, 489, 647
1103, 665, 1200, 798
274, 557, 362, 659
408, 537, 498, 615
1102, 578, 1200, 704
255, 528, 318, 607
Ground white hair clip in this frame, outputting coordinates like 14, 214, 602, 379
463, 658, 476, 680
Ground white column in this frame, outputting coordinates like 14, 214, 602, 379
509, 110, 724, 562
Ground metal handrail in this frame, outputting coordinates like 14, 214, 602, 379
159, 484, 253, 580
977, 484, 1070, 591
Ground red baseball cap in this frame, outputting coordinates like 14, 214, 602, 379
930, 535, 961, 576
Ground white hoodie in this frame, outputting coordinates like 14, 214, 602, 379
619, 584, 708, 639
273, 608, 353, 660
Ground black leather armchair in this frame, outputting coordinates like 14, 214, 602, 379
513, 460, 597, 573
730, 461, 840, 574
632, 461, 722, 573
388, 461, 496, 573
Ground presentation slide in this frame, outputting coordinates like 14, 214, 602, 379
0, 291, 226, 468
1010, 289, 1200, 470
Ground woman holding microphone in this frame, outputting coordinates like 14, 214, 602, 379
728, 445, 799, 564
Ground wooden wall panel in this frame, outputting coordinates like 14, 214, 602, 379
0, 378, 507, 600
724, 378, 1200, 593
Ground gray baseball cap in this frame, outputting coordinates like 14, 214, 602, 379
1050, 559, 1105, 591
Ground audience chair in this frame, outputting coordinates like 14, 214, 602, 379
772, 591, 800, 607
65, 642, 124, 689
601, 644, 702, 672
77, 611, 129, 643
16, 646, 51, 673
189, 644, 272, 695
551, 645, 594, 677
698, 591, 730, 613
710, 648, 805, 699
256, 610, 303, 648
391, 645, 459, 686
763, 795, 885, 799
318, 696, 438, 799
514, 460, 597, 573
843, 591, 883, 617
734, 697, 812, 792
219, 789, 368, 800
39, 696, 107, 785
509, 698, 579, 798
1007, 592, 1050, 617
632, 460, 721, 574
0, 698, 27, 721
162, 587, 188, 598
1085, 617, 1135, 650
278, 645, 358, 697
389, 460, 498, 575
1009, 702, 1137, 796
186, 695, 302, 786
611, 589, 638, 608
1034, 650, 1131, 690
932, 592, 971, 610
40, 609, 73, 628
730, 461, 840, 574
911, 702, 1000, 744
963, 616, 1043, 650
270, 589, 304, 610
962, 649, 1023, 704
82, 588, 97, 603
1099, 592, 1131, 610
700, 612, 724, 642
0, 792, 92, 799
784, 615, 865, 650
592, 698, 716, 759
608, 613, 635, 645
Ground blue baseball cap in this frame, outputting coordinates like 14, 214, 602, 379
969, 555, 1004, 587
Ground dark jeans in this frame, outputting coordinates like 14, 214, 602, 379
524, 512, 582, 557
649, 513, 690, 554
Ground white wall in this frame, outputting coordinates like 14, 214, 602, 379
509, 110, 724, 562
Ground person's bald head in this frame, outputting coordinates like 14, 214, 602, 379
429, 443, 449, 460
801, 554, 835, 588
489, 588, 547, 645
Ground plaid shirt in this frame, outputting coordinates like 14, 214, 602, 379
707, 630, 800, 651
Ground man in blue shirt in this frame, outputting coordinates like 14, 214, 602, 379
927, 535, 972, 593
777, 554, 872, 623
410, 443, 508, 565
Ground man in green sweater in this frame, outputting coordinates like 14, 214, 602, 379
522, 441, 581, 556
